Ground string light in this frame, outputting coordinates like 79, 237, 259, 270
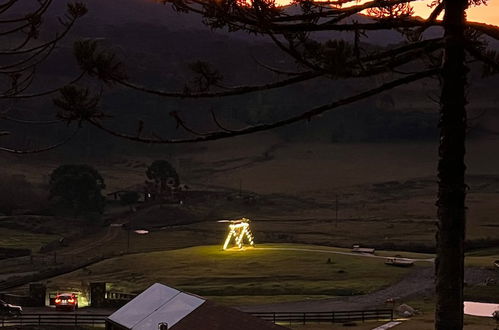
222, 218, 255, 250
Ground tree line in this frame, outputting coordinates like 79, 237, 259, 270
0, 160, 179, 217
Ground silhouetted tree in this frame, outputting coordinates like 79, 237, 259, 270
46, 0, 499, 328
146, 160, 180, 192
49, 164, 106, 215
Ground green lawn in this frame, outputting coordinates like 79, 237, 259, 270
50, 244, 422, 305
465, 248, 499, 268
287, 322, 386, 329
0, 228, 58, 252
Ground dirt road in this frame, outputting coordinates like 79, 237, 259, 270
240, 267, 497, 313
253, 247, 435, 263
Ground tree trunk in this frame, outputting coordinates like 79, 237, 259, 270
435, 0, 468, 328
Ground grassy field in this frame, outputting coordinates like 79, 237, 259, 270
0, 227, 58, 251
3, 139, 499, 256
287, 322, 386, 329
285, 315, 497, 330
48, 244, 422, 305
2, 139, 498, 314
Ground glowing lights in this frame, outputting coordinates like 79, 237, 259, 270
221, 218, 255, 250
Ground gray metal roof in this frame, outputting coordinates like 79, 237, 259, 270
108, 283, 205, 329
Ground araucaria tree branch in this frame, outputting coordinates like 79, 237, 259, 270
0, 0, 87, 153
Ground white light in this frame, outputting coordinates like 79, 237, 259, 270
134, 230, 149, 235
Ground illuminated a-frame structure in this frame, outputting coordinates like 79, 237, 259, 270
221, 218, 255, 250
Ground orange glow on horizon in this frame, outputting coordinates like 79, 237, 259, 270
412, 0, 499, 25
273, 0, 499, 25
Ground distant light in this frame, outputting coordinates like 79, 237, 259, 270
222, 218, 255, 250
134, 230, 149, 235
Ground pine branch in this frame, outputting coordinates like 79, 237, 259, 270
1, 71, 86, 99
469, 21, 499, 41
465, 44, 499, 75
0, 115, 61, 125
114, 70, 322, 98
0, 128, 79, 154
89, 68, 439, 144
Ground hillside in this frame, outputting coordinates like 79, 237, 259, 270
2, 0, 499, 154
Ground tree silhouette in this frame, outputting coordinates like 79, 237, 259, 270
34, 0, 499, 328
49, 164, 106, 215
0, 0, 87, 153
146, 160, 180, 193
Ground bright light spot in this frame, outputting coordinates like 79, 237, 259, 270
134, 229, 149, 234
78, 294, 90, 308
222, 218, 255, 250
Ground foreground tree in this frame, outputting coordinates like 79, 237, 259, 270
0, 0, 87, 153
49, 164, 106, 215
434, 0, 476, 327
46, 0, 499, 328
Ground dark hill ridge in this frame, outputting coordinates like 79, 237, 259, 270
1, 0, 498, 154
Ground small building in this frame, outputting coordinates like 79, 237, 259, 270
106, 283, 288, 330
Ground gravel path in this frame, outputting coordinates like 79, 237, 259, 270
253, 247, 435, 262
240, 267, 497, 313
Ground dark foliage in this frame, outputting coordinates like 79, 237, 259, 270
49, 164, 106, 215
146, 160, 180, 191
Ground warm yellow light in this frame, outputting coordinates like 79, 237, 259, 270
222, 218, 255, 250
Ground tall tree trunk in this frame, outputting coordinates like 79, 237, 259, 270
435, 0, 468, 328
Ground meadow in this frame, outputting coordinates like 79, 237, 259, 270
49, 244, 421, 304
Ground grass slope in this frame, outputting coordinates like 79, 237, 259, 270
0, 228, 57, 251
50, 244, 422, 305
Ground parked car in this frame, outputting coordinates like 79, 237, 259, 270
54, 293, 78, 311
0, 299, 22, 318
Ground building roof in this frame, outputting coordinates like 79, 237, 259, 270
107, 283, 288, 330
107, 283, 205, 330
171, 300, 288, 330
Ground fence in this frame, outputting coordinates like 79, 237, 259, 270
0, 313, 107, 327
0, 309, 393, 327
250, 309, 394, 325
106, 292, 136, 301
